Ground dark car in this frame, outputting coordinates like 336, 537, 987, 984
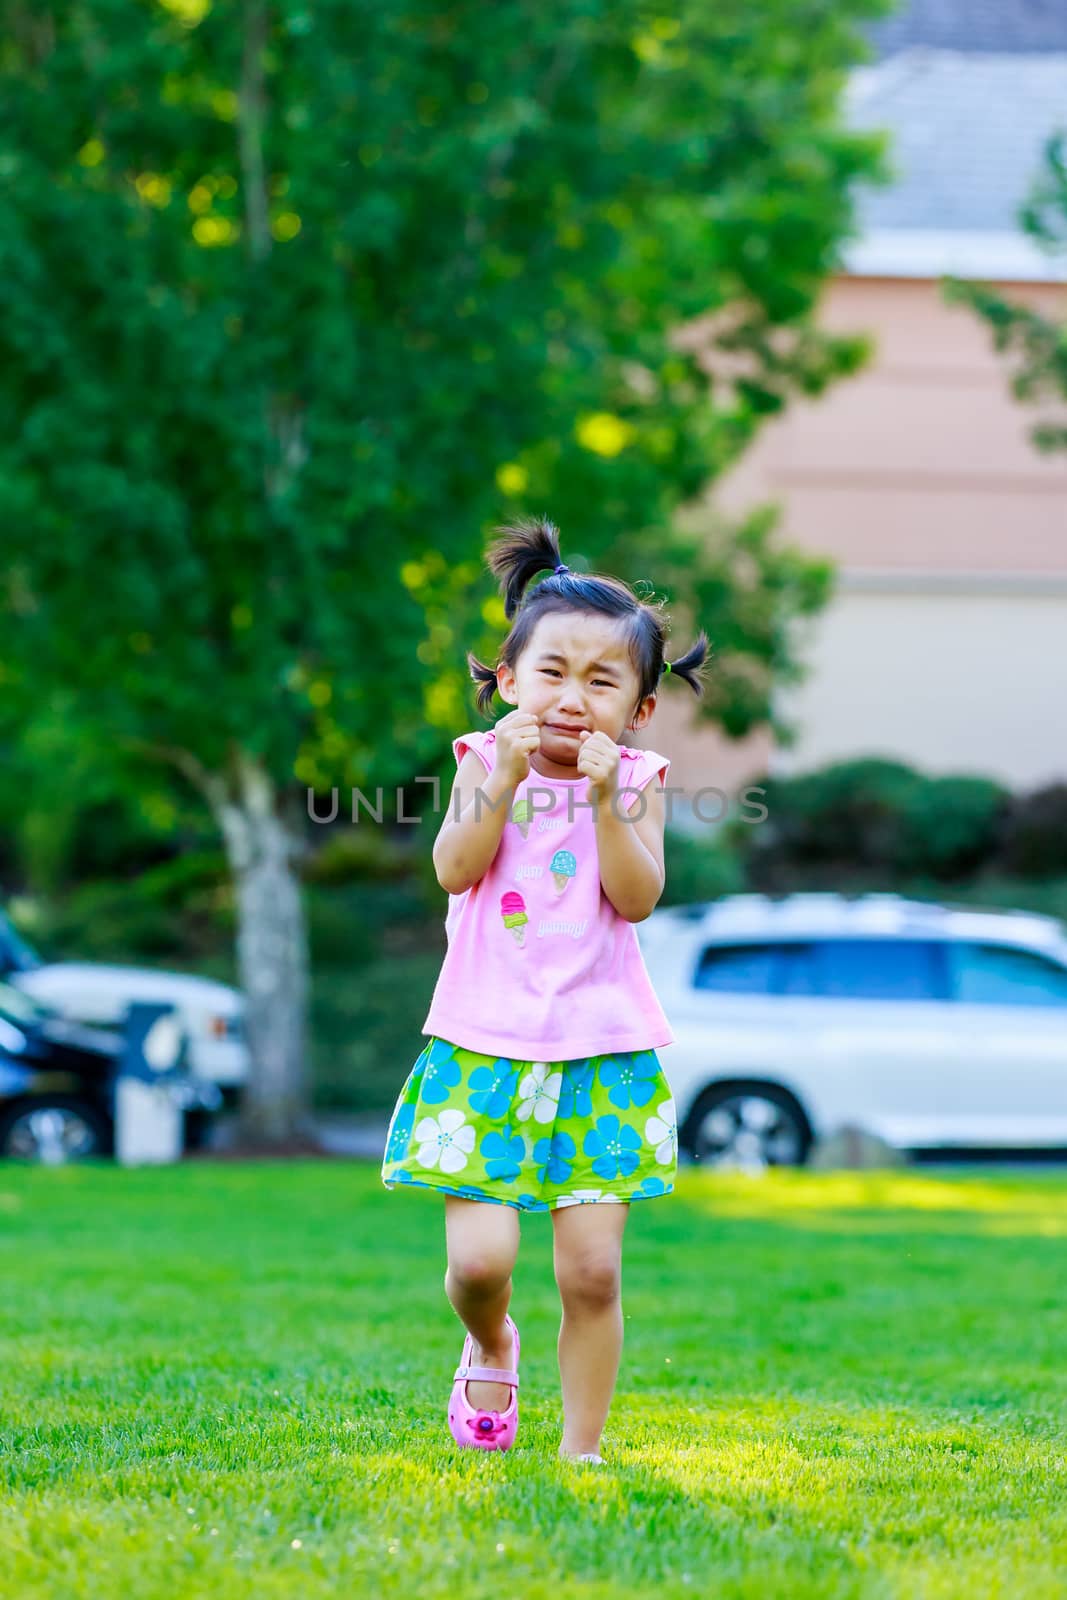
0, 981, 126, 1160
0, 982, 221, 1162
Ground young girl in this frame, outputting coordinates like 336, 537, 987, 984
381, 516, 708, 1464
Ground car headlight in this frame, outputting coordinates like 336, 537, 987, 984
0, 1018, 27, 1054
143, 1014, 184, 1073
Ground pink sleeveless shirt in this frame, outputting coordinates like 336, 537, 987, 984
421, 729, 676, 1060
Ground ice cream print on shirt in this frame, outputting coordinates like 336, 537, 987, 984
500, 887, 588, 947
549, 848, 577, 895
500, 891, 529, 947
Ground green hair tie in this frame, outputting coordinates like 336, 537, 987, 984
662, 660, 672, 675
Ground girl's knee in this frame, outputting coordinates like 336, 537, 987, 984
445, 1253, 512, 1296
556, 1255, 622, 1310
444, 1197, 519, 1296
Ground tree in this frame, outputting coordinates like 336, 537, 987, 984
0, 0, 889, 1141
945, 130, 1067, 455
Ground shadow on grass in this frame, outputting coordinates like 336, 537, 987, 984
5, 1391, 1065, 1598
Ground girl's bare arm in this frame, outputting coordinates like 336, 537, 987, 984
432, 751, 518, 895
593, 780, 667, 922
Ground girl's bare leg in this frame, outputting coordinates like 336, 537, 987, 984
444, 1196, 521, 1412
550, 1202, 630, 1457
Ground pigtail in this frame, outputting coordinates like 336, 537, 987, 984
485, 516, 566, 620
662, 629, 711, 698
466, 651, 499, 715
466, 516, 711, 719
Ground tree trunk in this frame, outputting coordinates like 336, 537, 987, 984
214, 751, 311, 1146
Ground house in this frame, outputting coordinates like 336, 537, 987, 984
649, 0, 1067, 821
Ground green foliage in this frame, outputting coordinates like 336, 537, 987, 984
661, 824, 746, 906
310, 952, 444, 1110
1000, 784, 1067, 878
895, 775, 1010, 881
307, 879, 443, 1108
306, 878, 434, 965
945, 130, 1067, 454
17, 882, 186, 966
0, 695, 221, 897
300, 826, 416, 890
903, 873, 1067, 929
748, 758, 1010, 887
0, 0, 891, 814
753, 757, 923, 878
18, 851, 233, 964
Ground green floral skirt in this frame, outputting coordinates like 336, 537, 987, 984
380, 1036, 677, 1212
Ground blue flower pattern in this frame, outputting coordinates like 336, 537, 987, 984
382, 1039, 673, 1205
635, 1175, 668, 1198
583, 1114, 643, 1181
410, 1036, 455, 1083
385, 1103, 414, 1162
480, 1128, 526, 1181
533, 1130, 576, 1185
558, 1060, 594, 1120
468, 1059, 520, 1118
421, 1043, 462, 1105
600, 1051, 660, 1111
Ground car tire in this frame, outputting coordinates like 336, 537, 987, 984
681, 1081, 813, 1170
183, 1109, 216, 1153
0, 1095, 112, 1164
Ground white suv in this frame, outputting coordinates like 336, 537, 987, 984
638, 893, 1067, 1167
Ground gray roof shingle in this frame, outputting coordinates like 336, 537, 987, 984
868, 0, 1067, 58
847, 48, 1067, 235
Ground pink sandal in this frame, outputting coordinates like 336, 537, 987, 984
447, 1313, 520, 1451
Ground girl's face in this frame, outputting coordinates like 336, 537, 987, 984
496, 610, 656, 768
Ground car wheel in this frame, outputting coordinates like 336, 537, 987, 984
183, 1109, 215, 1152
683, 1083, 812, 1170
0, 1096, 111, 1164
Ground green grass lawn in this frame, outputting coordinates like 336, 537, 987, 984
1, 1162, 1065, 1599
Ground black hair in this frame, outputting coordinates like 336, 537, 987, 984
467, 515, 710, 716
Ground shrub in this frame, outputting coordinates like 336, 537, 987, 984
746, 758, 1009, 886
34, 883, 192, 963
310, 950, 444, 1111
895, 776, 1010, 879
662, 827, 746, 907
1000, 784, 1067, 877
301, 826, 413, 888
749, 758, 923, 882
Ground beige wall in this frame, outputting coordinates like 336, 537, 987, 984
776, 582, 1067, 789
642, 275, 1067, 804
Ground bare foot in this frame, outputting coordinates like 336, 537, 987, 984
465, 1329, 515, 1413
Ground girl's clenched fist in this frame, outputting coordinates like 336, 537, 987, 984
577, 730, 621, 803
494, 710, 542, 787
